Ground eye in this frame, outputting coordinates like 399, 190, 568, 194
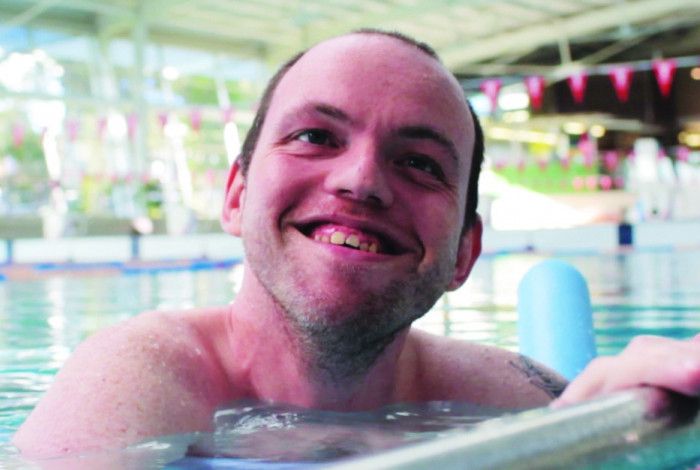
294, 129, 338, 147
398, 155, 445, 179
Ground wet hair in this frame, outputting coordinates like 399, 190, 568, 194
237, 29, 484, 230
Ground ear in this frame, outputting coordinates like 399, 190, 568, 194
447, 215, 483, 291
220, 160, 246, 237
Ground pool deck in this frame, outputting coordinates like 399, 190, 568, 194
1, 220, 699, 280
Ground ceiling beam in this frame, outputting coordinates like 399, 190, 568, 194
441, 0, 700, 71
0, 0, 62, 31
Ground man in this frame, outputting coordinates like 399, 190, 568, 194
13, 29, 700, 458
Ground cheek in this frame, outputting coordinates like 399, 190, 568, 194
245, 156, 318, 214
405, 190, 464, 248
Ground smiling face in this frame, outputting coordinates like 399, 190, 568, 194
222, 33, 481, 379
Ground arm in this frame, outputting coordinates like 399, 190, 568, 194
507, 354, 568, 400
12, 312, 227, 458
553, 334, 700, 407
409, 331, 568, 408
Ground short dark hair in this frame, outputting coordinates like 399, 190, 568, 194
237, 29, 484, 230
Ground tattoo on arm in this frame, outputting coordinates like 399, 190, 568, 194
509, 355, 568, 399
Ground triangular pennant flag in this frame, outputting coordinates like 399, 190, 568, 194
157, 112, 169, 130
609, 66, 633, 102
11, 122, 25, 147
66, 118, 81, 142
652, 59, 677, 97
480, 78, 502, 113
127, 113, 139, 140
567, 71, 588, 104
524, 75, 546, 110
190, 108, 203, 132
96, 116, 108, 140
221, 106, 236, 123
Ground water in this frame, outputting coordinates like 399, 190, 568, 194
181, 400, 505, 462
0, 249, 699, 467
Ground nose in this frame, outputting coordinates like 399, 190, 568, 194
323, 148, 394, 207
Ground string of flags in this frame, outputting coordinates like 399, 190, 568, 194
478, 57, 689, 113
6, 106, 239, 146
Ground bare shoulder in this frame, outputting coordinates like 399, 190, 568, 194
13, 307, 231, 458
407, 329, 568, 409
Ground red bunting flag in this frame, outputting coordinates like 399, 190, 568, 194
66, 118, 80, 142
127, 113, 139, 140
221, 106, 236, 123
97, 116, 108, 140
603, 151, 619, 172
157, 111, 169, 130
652, 59, 677, 97
11, 122, 25, 147
480, 78, 502, 113
190, 108, 203, 132
585, 175, 598, 190
524, 75, 546, 110
567, 71, 588, 104
609, 66, 634, 102
559, 156, 571, 170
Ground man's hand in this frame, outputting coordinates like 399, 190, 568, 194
553, 334, 700, 407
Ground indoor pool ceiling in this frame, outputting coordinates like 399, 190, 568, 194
2, 0, 700, 77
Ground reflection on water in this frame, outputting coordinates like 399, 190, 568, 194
0, 249, 699, 461
0, 400, 508, 469
183, 400, 506, 464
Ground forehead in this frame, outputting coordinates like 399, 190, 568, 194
265, 34, 474, 161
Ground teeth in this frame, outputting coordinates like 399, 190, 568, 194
345, 234, 360, 248
330, 231, 346, 245
312, 229, 381, 253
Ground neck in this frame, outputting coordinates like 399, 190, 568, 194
224, 268, 412, 410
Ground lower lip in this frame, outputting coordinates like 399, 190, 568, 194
321, 241, 389, 258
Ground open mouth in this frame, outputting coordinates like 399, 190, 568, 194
296, 222, 401, 255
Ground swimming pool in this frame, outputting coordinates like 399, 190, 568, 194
1, 249, 699, 464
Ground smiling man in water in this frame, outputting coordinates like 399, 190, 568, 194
13, 30, 700, 458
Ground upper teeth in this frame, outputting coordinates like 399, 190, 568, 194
315, 230, 378, 253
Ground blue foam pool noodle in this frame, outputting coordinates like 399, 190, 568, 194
517, 259, 597, 380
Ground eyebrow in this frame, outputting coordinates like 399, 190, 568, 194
312, 103, 352, 123
397, 126, 459, 163
275, 102, 353, 134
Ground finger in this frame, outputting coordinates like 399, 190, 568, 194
551, 356, 611, 407
619, 335, 700, 396
553, 336, 700, 407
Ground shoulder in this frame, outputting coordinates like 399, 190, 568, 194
76, 307, 234, 404
70, 309, 216, 376
406, 329, 568, 409
13, 308, 231, 457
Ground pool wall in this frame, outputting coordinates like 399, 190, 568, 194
0, 220, 699, 267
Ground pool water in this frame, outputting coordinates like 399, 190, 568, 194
1, 249, 699, 464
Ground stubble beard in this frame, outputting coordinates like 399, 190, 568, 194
243, 231, 458, 387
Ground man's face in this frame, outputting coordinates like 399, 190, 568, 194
226, 34, 479, 339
